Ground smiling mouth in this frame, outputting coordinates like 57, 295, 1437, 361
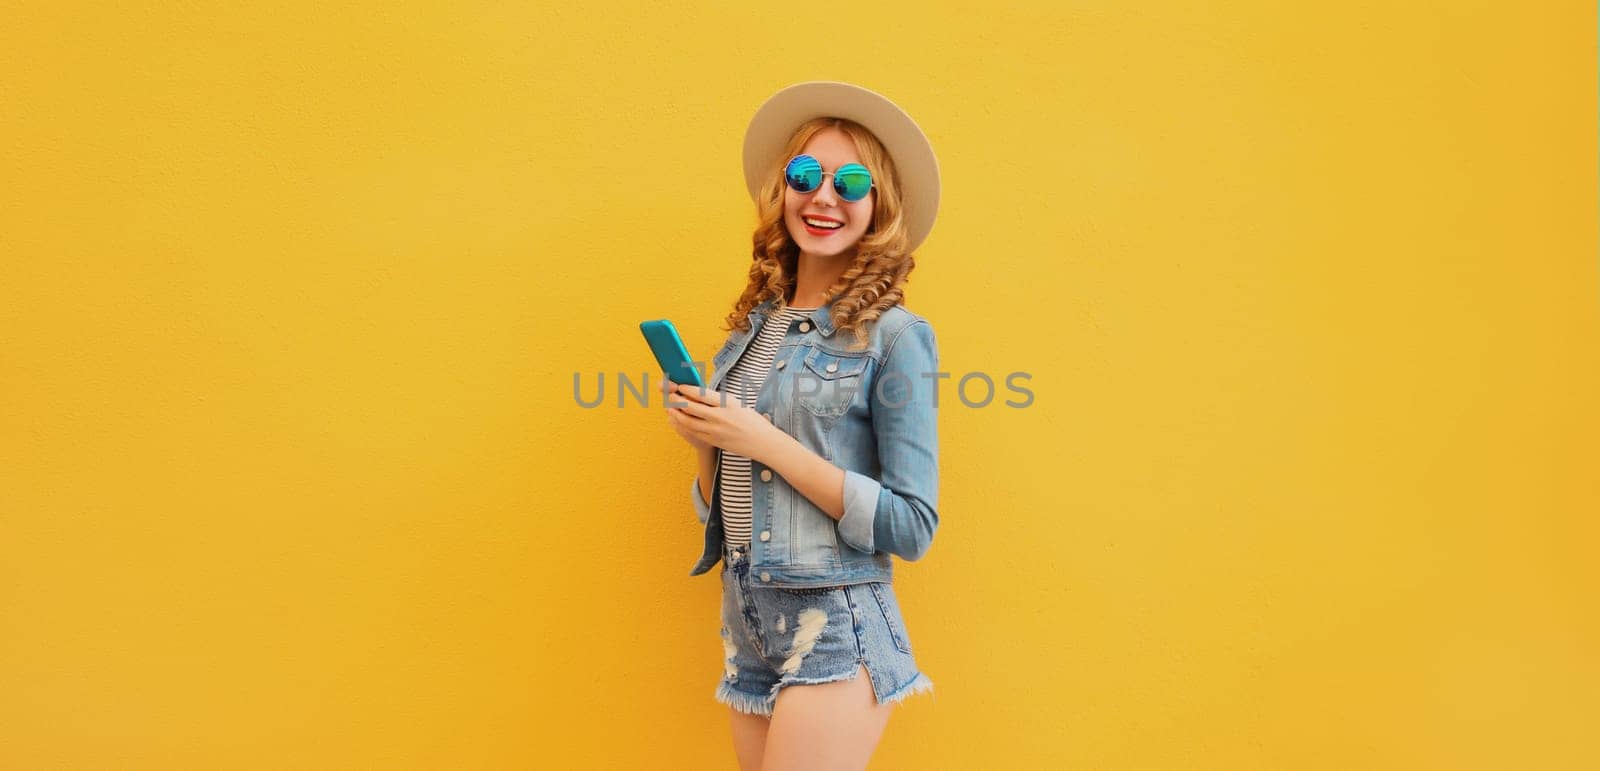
801, 216, 844, 234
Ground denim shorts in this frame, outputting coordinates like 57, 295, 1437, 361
715, 540, 935, 717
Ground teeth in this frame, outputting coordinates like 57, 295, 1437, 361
804, 217, 842, 229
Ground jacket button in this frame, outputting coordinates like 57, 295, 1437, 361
759, 469, 772, 482
798, 321, 811, 332
760, 531, 770, 541
774, 359, 785, 370
825, 361, 839, 373
760, 572, 770, 582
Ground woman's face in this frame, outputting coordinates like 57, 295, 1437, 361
783, 128, 875, 262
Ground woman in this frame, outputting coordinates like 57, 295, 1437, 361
662, 80, 942, 771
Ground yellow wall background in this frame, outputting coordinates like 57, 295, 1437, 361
3, 2, 1596, 769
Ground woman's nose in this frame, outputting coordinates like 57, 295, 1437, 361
810, 177, 839, 206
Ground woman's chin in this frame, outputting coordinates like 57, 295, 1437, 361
793, 232, 856, 254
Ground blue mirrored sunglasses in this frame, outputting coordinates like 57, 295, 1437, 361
783, 154, 876, 202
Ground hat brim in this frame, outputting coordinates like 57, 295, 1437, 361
742, 81, 940, 254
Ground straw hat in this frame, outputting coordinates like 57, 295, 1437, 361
742, 81, 941, 253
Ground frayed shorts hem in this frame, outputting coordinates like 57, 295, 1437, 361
714, 668, 935, 717
715, 681, 777, 717
878, 671, 935, 706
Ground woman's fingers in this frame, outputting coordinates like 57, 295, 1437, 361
667, 403, 699, 419
666, 407, 710, 448
665, 405, 690, 429
668, 381, 714, 404
667, 404, 704, 429
672, 397, 716, 420
660, 381, 694, 408
673, 382, 739, 408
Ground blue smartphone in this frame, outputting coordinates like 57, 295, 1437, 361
639, 319, 706, 388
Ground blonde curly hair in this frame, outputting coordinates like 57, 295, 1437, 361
722, 117, 917, 352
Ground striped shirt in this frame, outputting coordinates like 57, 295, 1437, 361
719, 305, 816, 547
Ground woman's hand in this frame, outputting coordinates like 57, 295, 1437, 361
662, 381, 784, 464
661, 379, 713, 453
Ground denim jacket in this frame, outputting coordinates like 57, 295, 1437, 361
686, 295, 941, 587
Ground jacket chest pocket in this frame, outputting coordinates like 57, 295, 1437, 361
795, 348, 870, 418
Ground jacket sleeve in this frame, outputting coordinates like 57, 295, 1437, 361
835, 319, 941, 561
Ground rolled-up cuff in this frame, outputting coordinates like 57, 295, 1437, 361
691, 475, 712, 525
838, 469, 882, 553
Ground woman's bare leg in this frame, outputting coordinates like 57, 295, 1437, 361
760, 664, 893, 771
729, 708, 771, 771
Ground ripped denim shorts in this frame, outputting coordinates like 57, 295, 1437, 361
715, 540, 935, 717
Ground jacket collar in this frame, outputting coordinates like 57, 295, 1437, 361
751, 295, 837, 337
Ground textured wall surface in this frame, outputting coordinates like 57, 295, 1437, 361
2, 2, 1597, 769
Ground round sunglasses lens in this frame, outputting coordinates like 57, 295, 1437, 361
835, 165, 872, 201
785, 155, 822, 193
